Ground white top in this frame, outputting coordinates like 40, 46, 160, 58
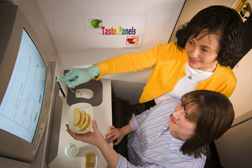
155, 62, 213, 104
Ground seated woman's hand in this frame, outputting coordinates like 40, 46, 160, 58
105, 126, 125, 145
66, 120, 105, 148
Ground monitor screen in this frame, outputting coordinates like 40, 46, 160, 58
0, 29, 47, 143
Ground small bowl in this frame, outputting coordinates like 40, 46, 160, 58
68, 103, 93, 133
65, 143, 79, 157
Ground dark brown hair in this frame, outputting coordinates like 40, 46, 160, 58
176, 5, 243, 67
180, 90, 234, 158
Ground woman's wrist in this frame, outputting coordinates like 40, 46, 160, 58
95, 136, 108, 149
121, 124, 133, 136
97, 139, 120, 168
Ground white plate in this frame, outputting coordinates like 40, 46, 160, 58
68, 103, 93, 133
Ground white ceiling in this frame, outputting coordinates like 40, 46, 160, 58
36, 0, 185, 69
36, 0, 185, 51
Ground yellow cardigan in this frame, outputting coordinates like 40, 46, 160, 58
96, 42, 236, 103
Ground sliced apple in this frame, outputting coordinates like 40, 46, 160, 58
80, 113, 91, 131
78, 110, 86, 127
73, 108, 81, 126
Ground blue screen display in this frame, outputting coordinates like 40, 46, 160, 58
0, 29, 47, 143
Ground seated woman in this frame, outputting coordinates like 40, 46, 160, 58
66, 90, 235, 168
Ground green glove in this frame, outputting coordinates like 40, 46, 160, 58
56, 65, 100, 88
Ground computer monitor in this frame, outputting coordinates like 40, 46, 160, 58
0, 3, 52, 162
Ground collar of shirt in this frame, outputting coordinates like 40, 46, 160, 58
160, 116, 185, 153
167, 131, 185, 152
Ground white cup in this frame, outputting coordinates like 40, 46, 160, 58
65, 143, 79, 157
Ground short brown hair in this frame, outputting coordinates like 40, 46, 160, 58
180, 90, 234, 158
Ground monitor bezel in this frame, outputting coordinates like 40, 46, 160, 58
0, 3, 53, 162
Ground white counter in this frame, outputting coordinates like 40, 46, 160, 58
49, 79, 112, 168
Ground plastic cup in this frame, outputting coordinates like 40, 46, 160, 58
65, 143, 79, 157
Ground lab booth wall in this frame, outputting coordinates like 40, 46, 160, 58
1, 0, 252, 168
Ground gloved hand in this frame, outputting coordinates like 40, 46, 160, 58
56, 65, 100, 88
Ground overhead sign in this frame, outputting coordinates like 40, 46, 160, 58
84, 16, 147, 48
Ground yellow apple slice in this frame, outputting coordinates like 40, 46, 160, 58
73, 108, 81, 126
78, 110, 86, 127
80, 113, 91, 131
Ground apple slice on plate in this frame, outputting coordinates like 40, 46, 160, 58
68, 103, 93, 133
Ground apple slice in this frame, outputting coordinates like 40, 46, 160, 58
78, 110, 86, 127
80, 113, 91, 131
73, 108, 81, 126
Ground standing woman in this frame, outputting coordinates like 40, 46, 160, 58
57, 6, 243, 106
